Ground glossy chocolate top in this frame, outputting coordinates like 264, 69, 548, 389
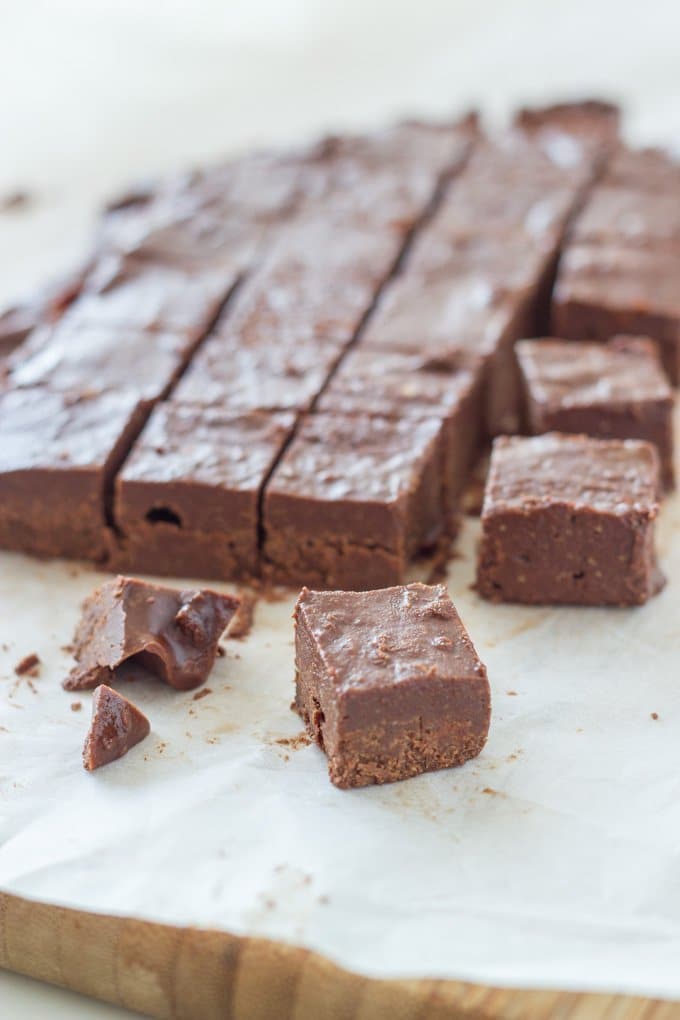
602, 145, 680, 194
516, 337, 672, 409
572, 186, 680, 252
0, 386, 143, 472
483, 433, 660, 516
267, 411, 442, 505
295, 582, 487, 693
66, 576, 240, 692
119, 404, 296, 492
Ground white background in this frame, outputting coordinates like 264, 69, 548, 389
1, 0, 679, 1015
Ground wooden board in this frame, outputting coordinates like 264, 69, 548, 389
1, 893, 677, 1019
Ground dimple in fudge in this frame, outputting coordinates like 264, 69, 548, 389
516, 336, 675, 489
65, 576, 240, 692
477, 433, 665, 606
82, 684, 150, 771
294, 583, 491, 788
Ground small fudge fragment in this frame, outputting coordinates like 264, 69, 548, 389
112, 404, 296, 579
0, 387, 148, 561
317, 345, 485, 521
82, 685, 150, 771
263, 411, 445, 590
552, 244, 680, 383
65, 576, 240, 691
294, 583, 491, 788
517, 336, 675, 488
477, 434, 664, 607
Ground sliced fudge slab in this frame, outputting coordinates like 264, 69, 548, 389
0, 387, 147, 561
602, 146, 680, 194
6, 320, 194, 408
263, 411, 446, 590
517, 336, 675, 488
61, 253, 237, 342
65, 576, 240, 692
82, 685, 150, 771
570, 186, 680, 253
477, 433, 664, 606
294, 583, 491, 788
361, 269, 534, 436
552, 244, 680, 383
112, 404, 296, 579
172, 332, 345, 413
317, 346, 485, 521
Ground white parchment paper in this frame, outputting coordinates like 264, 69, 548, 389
0, 473, 678, 998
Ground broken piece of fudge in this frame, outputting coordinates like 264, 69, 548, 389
65, 576, 240, 691
294, 583, 491, 788
516, 336, 675, 489
112, 404, 296, 579
263, 411, 446, 590
477, 433, 664, 606
82, 684, 150, 771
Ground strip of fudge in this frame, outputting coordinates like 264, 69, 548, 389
111, 405, 296, 579
82, 685, 150, 771
0, 387, 148, 561
294, 583, 491, 788
602, 146, 680, 194
512, 99, 621, 162
552, 244, 680, 383
263, 411, 446, 590
516, 336, 675, 488
65, 576, 240, 692
569, 186, 680, 253
477, 433, 664, 606
317, 346, 485, 523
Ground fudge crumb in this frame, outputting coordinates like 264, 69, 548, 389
70, 701, 82, 712
318, 894, 330, 905
482, 787, 497, 795
506, 690, 518, 696
651, 712, 659, 720
216, 645, 226, 657
275, 732, 312, 751
1, 190, 32, 212
14, 653, 41, 677
227, 590, 258, 640
192, 687, 212, 701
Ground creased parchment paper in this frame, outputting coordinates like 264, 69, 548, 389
0, 467, 678, 999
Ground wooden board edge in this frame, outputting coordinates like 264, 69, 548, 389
0, 892, 676, 1019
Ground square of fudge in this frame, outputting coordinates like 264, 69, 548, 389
263, 411, 446, 590
361, 270, 532, 436
317, 345, 485, 522
8, 319, 194, 410
517, 336, 675, 488
570, 186, 680, 254
112, 403, 296, 580
0, 386, 147, 561
477, 433, 664, 606
294, 583, 491, 788
552, 244, 680, 383
172, 331, 345, 413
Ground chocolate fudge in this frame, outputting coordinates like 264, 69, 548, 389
570, 186, 680, 253
552, 244, 680, 383
263, 411, 446, 590
477, 433, 664, 606
112, 405, 296, 579
602, 146, 680, 194
294, 583, 491, 788
317, 346, 485, 522
0, 387, 148, 561
172, 332, 345, 413
82, 685, 150, 771
65, 576, 240, 692
361, 269, 535, 436
517, 336, 675, 488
